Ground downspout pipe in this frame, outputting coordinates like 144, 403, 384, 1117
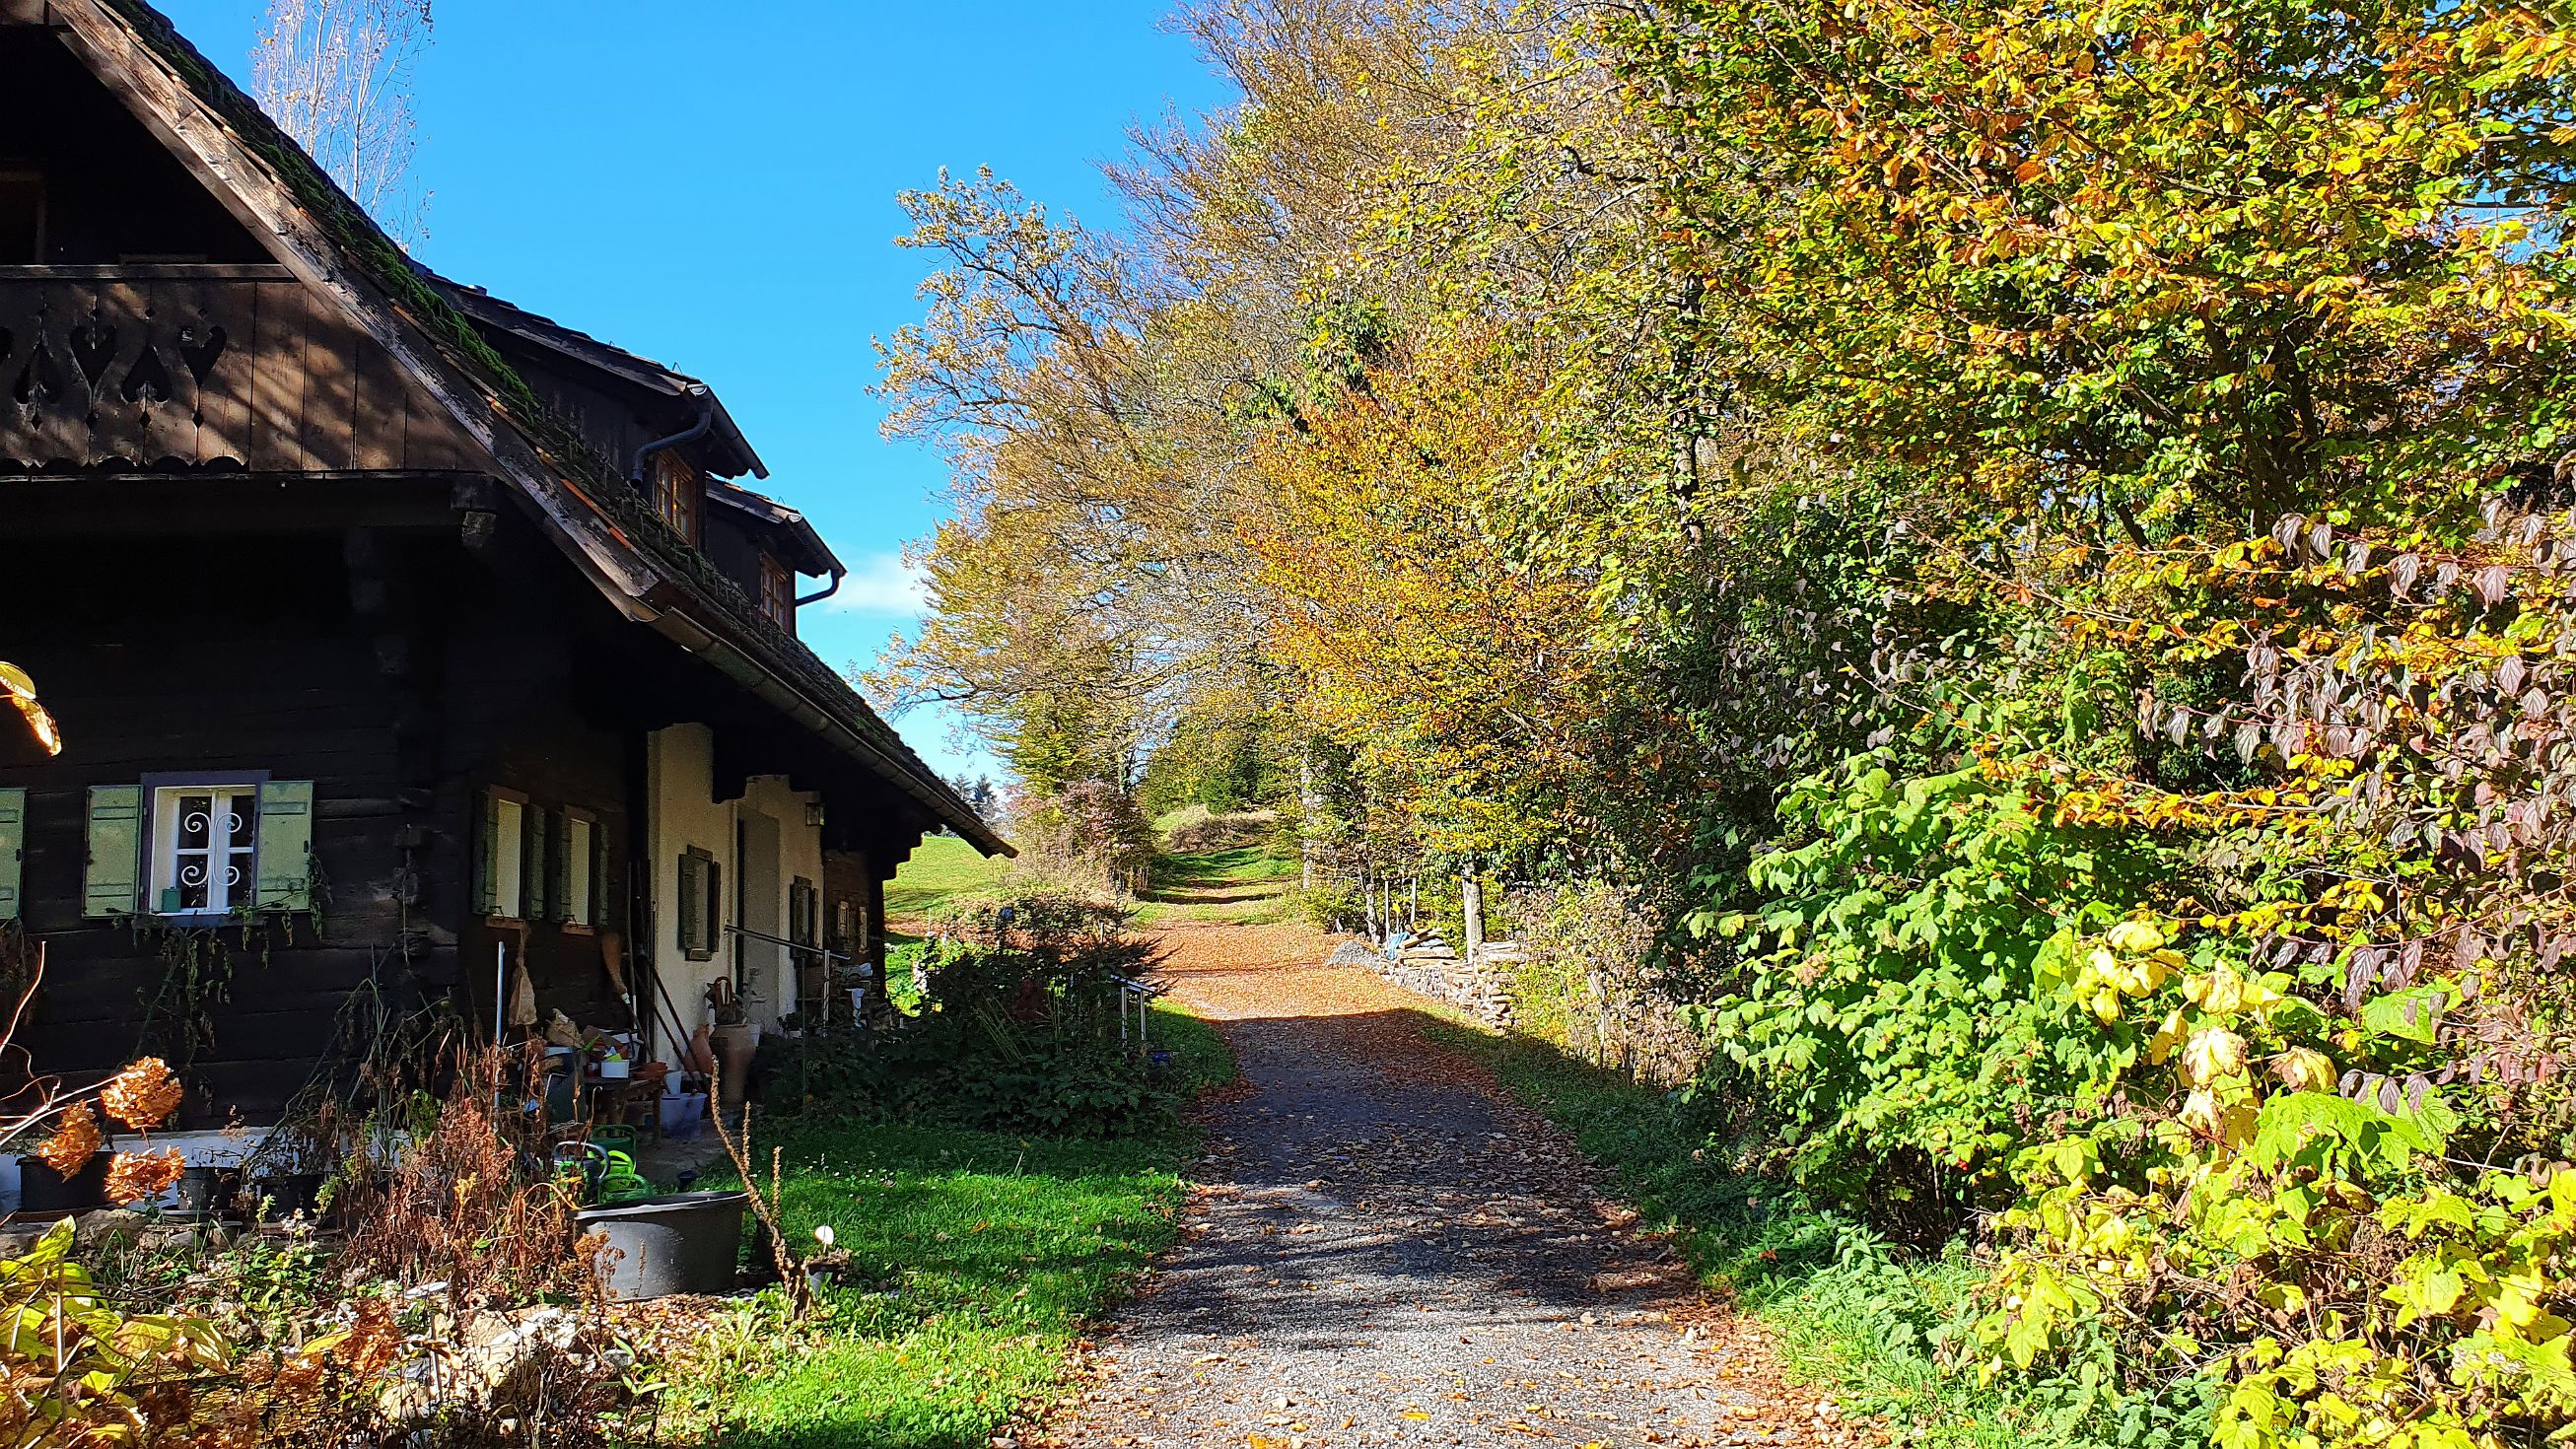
629, 384, 716, 482
794, 566, 846, 610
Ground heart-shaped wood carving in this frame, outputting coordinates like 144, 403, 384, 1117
68, 318, 117, 392
121, 341, 174, 403
11, 337, 63, 405
177, 324, 226, 385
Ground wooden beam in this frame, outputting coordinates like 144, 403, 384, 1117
0, 264, 292, 281
0, 471, 483, 536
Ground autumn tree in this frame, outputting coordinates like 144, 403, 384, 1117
254, 0, 434, 242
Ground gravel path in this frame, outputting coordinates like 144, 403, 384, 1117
1046, 921, 1832, 1449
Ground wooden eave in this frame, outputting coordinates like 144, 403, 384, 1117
707, 478, 843, 578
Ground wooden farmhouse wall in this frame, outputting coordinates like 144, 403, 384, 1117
0, 531, 423, 1124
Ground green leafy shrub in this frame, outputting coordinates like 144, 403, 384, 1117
1006, 783, 1156, 898
0, 1218, 229, 1441
772, 892, 1185, 1137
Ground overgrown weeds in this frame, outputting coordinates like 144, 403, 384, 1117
340, 1042, 594, 1310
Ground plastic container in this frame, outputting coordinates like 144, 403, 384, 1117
573, 1191, 748, 1299
658, 1091, 706, 1138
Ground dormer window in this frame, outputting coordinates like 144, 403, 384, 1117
651, 452, 702, 547
758, 555, 795, 631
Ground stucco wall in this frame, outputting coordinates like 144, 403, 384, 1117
643, 724, 821, 1062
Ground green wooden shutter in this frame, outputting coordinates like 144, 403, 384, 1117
83, 785, 142, 918
676, 851, 702, 957
706, 859, 723, 958
252, 780, 314, 912
476, 793, 498, 917
522, 806, 547, 924
546, 810, 571, 923
0, 789, 24, 922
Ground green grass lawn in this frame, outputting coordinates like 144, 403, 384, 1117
884, 833, 1013, 920
1134, 811, 1299, 926
670, 1003, 1232, 1448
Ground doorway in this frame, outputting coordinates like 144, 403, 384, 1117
734, 809, 783, 1023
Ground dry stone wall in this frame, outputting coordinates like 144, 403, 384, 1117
1331, 933, 1523, 1028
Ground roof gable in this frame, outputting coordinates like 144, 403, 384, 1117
0, 0, 1009, 856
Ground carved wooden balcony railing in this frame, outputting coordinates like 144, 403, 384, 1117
0, 263, 475, 473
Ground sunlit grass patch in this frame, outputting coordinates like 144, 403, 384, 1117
672, 1010, 1234, 1447
886, 833, 1012, 919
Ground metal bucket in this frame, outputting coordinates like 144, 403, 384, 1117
572, 1191, 747, 1300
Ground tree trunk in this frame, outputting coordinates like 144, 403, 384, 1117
1298, 757, 1317, 892
1462, 868, 1485, 963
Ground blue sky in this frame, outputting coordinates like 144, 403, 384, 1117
153, 0, 1236, 785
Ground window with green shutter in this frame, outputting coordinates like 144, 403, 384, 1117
0, 789, 24, 922
476, 793, 497, 916
252, 781, 314, 912
564, 811, 598, 928
544, 809, 572, 924
83, 785, 142, 918
523, 805, 550, 924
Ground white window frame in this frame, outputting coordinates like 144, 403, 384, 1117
145, 775, 262, 919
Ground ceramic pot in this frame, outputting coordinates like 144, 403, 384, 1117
709, 1023, 757, 1110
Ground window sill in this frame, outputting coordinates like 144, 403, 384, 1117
562, 923, 596, 937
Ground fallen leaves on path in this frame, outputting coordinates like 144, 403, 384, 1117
1024, 922, 1849, 1449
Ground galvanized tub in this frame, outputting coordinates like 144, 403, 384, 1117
572, 1191, 747, 1300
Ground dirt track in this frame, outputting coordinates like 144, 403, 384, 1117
1044, 920, 1837, 1449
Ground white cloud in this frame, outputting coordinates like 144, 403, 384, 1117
825, 552, 929, 615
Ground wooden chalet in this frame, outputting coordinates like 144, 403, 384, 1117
0, 0, 1009, 1162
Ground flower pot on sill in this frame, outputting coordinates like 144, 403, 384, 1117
175, 1164, 246, 1218
19, 1151, 113, 1214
